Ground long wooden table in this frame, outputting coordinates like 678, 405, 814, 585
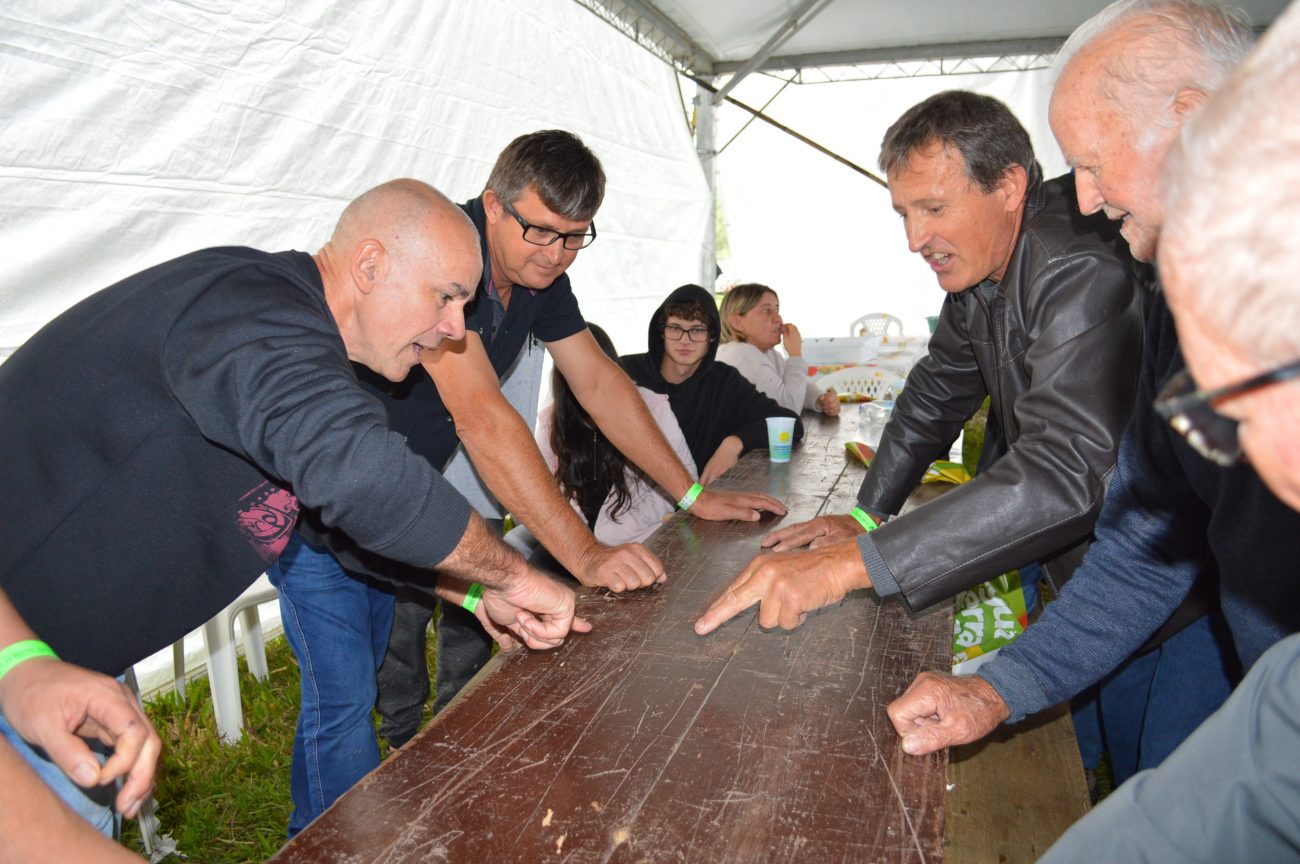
270, 411, 1087, 863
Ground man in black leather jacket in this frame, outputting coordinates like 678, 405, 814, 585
697, 90, 1142, 629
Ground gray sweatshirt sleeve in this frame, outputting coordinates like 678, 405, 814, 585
164, 277, 472, 568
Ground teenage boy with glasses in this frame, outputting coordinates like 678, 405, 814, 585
624, 284, 803, 485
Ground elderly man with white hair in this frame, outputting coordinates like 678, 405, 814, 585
888, 0, 1300, 788
1040, 5, 1300, 859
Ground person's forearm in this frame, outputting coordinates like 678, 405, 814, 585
582, 367, 694, 501
435, 512, 528, 590
451, 392, 603, 576
0, 589, 38, 649
1, 739, 145, 863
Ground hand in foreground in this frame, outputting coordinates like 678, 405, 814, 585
576, 541, 665, 592
886, 671, 1011, 756
700, 436, 744, 485
481, 568, 591, 651
816, 388, 841, 416
689, 488, 788, 523
0, 657, 161, 819
1, 737, 146, 863
694, 541, 867, 635
761, 513, 863, 551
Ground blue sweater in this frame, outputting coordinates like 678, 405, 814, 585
981, 290, 1300, 721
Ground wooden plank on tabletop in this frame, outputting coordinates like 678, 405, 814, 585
270, 411, 952, 863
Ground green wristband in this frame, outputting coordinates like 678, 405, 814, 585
0, 640, 58, 681
461, 582, 484, 614
850, 506, 879, 532
677, 482, 704, 511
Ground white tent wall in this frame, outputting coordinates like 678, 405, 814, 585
0, 0, 710, 362
711, 67, 1067, 339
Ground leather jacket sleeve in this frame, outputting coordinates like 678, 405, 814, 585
861, 243, 1143, 611
857, 296, 988, 517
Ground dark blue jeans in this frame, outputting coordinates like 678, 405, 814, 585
268, 534, 395, 837
1070, 612, 1236, 783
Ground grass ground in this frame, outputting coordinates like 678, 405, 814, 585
122, 634, 436, 863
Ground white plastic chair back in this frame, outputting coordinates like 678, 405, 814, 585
815, 366, 906, 402
850, 313, 904, 338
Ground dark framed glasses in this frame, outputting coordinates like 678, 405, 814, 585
502, 200, 596, 250
664, 323, 711, 342
1155, 360, 1300, 465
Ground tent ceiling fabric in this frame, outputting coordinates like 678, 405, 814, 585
595, 0, 1286, 74
0, 0, 710, 357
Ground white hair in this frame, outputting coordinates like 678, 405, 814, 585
1053, 0, 1255, 138
1161, 1, 1300, 367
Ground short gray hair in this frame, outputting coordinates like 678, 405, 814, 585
1054, 0, 1254, 128
1161, 2, 1300, 367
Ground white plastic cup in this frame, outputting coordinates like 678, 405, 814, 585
858, 400, 894, 449
765, 416, 796, 463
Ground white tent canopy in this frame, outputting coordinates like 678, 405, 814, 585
0, 0, 710, 360
2, 1, 1288, 352
582, 0, 1283, 73
577, 0, 1284, 337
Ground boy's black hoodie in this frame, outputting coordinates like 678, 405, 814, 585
623, 284, 803, 470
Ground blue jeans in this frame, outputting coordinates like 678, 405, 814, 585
1070, 612, 1236, 783
1, 699, 118, 836
268, 533, 396, 837
1018, 562, 1043, 616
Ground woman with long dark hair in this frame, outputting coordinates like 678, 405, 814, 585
531, 324, 697, 545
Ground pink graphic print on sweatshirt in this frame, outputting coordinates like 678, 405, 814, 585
236, 481, 299, 561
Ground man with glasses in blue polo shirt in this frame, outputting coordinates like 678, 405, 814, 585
273, 130, 785, 837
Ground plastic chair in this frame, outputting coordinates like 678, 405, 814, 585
200, 573, 279, 743
123, 667, 179, 861
849, 313, 904, 338
815, 366, 906, 402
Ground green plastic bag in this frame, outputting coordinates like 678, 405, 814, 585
952, 571, 1028, 674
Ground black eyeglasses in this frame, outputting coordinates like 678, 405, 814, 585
1154, 360, 1300, 465
664, 323, 711, 343
501, 200, 596, 250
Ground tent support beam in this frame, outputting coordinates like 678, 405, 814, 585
617, 0, 715, 72
712, 0, 837, 103
694, 78, 718, 289
713, 37, 1067, 74
691, 75, 887, 189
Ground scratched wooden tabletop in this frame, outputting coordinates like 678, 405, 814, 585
270, 411, 952, 864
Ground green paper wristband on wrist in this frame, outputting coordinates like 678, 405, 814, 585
850, 506, 879, 532
461, 582, 484, 614
0, 640, 58, 681
677, 482, 704, 511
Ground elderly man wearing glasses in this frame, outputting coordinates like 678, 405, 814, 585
271, 131, 786, 837
1039, 5, 1300, 859
885, 0, 1300, 784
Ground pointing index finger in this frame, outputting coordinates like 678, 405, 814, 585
694, 581, 760, 635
